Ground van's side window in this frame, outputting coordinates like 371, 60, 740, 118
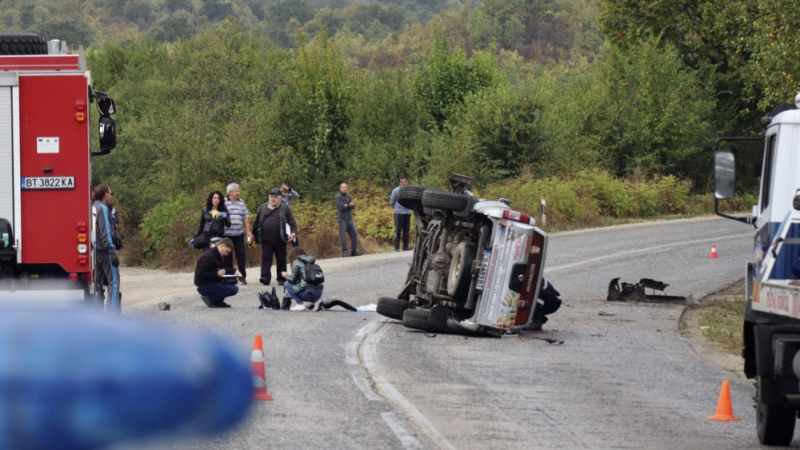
761, 134, 777, 212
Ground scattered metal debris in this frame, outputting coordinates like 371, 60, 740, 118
598, 311, 615, 316
424, 333, 437, 338
530, 337, 564, 345
607, 278, 688, 303
158, 302, 170, 311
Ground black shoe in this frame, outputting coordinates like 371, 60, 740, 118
351, 250, 362, 257
259, 278, 270, 286
240, 278, 247, 286
403, 247, 413, 251
200, 295, 214, 308
216, 300, 232, 308
277, 280, 285, 287
342, 251, 349, 258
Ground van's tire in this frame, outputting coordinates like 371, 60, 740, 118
377, 297, 407, 321
447, 242, 476, 299
397, 185, 426, 209
0, 34, 48, 55
422, 190, 470, 212
757, 379, 796, 446
402, 308, 432, 331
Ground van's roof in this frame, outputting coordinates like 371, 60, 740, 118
771, 109, 800, 126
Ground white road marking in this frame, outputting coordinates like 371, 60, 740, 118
345, 341, 360, 365
351, 371, 384, 402
363, 324, 457, 450
382, 412, 427, 450
355, 319, 382, 338
546, 232, 751, 274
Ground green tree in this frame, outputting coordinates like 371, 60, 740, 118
414, 35, 499, 131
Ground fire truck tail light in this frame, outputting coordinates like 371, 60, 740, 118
78, 256, 88, 265
76, 112, 86, 122
78, 222, 87, 232
75, 101, 85, 111
503, 210, 533, 224
78, 233, 87, 243
78, 244, 87, 254
69, 273, 78, 282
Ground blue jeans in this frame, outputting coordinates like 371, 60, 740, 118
197, 283, 239, 302
285, 282, 322, 305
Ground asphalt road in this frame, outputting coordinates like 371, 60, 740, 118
115, 217, 776, 450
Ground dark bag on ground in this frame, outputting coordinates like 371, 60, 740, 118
304, 263, 325, 286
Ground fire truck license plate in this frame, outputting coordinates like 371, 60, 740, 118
21, 176, 75, 190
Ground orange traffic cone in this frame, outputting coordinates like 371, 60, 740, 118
706, 380, 740, 421
251, 334, 273, 401
709, 244, 719, 259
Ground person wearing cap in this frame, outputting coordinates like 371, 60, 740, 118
252, 188, 298, 286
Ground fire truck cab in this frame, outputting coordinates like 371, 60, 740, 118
0, 34, 116, 301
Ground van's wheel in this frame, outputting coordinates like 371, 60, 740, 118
397, 185, 427, 209
377, 297, 408, 321
0, 34, 48, 55
421, 190, 469, 212
402, 308, 432, 331
757, 378, 796, 446
447, 242, 476, 299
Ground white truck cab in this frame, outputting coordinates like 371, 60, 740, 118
714, 93, 800, 446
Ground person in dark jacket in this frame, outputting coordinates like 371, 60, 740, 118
196, 191, 231, 251
92, 184, 121, 312
194, 238, 240, 308
253, 188, 297, 286
281, 247, 324, 311
520, 278, 562, 330
336, 183, 361, 257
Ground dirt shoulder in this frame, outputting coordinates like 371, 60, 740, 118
680, 280, 746, 378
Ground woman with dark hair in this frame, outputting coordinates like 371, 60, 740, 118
281, 247, 324, 311
195, 191, 231, 251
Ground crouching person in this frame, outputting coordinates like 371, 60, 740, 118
195, 238, 241, 308
281, 247, 323, 311
522, 278, 562, 331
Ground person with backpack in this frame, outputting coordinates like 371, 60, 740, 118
195, 191, 231, 251
281, 247, 324, 311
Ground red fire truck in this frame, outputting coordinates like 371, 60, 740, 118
0, 34, 116, 301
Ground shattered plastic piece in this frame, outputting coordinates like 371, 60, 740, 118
356, 303, 378, 312
598, 311, 615, 317
158, 302, 170, 311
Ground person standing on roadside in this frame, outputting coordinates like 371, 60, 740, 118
336, 183, 361, 257
224, 183, 254, 285
280, 184, 299, 208
196, 191, 230, 251
389, 176, 413, 252
92, 184, 120, 312
280, 184, 301, 247
253, 188, 297, 286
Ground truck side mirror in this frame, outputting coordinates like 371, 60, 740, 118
99, 116, 116, 152
794, 190, 800, 211
0, 219, 12, 250
714, 151, 736, 200
93, 90, 116, 116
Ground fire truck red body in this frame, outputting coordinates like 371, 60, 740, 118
0, 38, 116, 300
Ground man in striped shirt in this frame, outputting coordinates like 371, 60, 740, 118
224, 183, 254, 285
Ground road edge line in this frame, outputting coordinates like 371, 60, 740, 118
361, 322, 457, 450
